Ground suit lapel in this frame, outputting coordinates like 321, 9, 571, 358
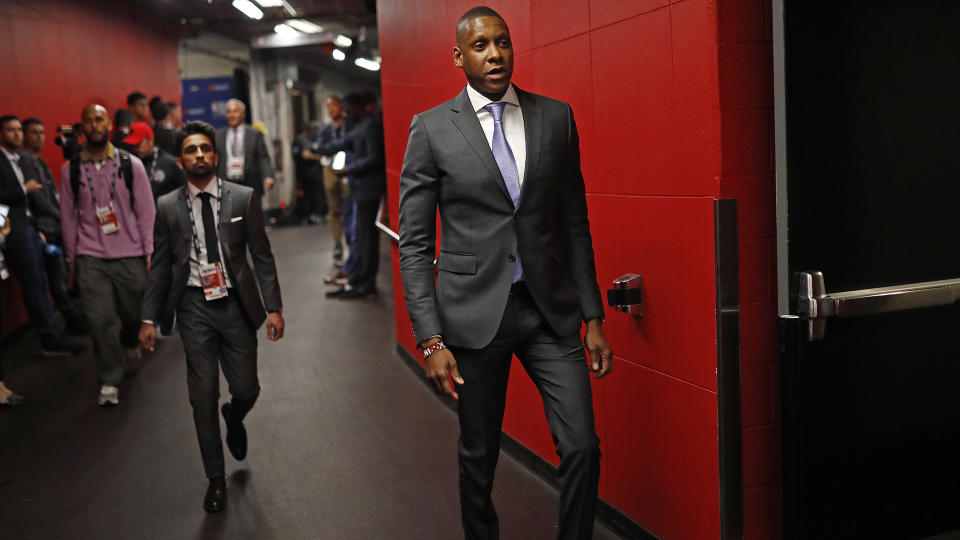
218, 181, 235, 273
516, 87, 541, 210
449, 89, 513, 204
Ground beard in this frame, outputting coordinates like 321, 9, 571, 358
185, 162, 214, 179
86, 132, 108, 148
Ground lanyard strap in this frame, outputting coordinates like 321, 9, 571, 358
185, 177, 223, 260
148, 148, 158, 181
83, 152, 120, 207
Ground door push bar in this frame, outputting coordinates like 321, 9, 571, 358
796, 271, 960, 341
607, 274, 643, 317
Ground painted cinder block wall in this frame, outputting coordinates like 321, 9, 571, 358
379, 0, 779, 538
0, 0, 182, 332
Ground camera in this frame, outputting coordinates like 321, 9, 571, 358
54, 123, 83, 160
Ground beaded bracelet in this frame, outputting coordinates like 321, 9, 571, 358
421, 340, 447, 359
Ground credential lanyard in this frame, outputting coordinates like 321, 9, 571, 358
147, 148, 159, 181
185, 177, 223, 260
83, 152, 120, 207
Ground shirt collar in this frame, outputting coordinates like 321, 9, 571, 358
0, 147, 19, 163
466, 83, 520, 114
80, 142, 116, 163
187, 177, 220, 201
230, 124, 245, 134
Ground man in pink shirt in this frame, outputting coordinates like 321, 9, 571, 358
60, 104, 156, 406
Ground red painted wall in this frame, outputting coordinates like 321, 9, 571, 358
379, 0, 776, 538
0, 0, 181, 332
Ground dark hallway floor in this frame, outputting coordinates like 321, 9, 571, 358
0, 223, 620, 540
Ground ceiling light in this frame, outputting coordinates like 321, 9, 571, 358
255, 0, 283, 6
285, 19, 323, 33
334, 35, 353, 48
354, 57, 380, 71
232, 0, 263, 20
332, 49, 346, 61
273, 23, 299, 36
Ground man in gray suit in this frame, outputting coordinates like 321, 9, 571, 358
215, 99, 275, 196
398, 6, 614, 540
139, 121, 284, 513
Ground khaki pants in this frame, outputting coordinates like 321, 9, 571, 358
323, 166, 349, 246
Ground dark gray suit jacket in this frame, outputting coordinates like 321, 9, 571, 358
398, 87, 604, 349
215, 126, 274, 196
141, 179, 282, 335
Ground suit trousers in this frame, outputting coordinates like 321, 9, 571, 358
5, 226, 61, 343
76, 255, 147, 385
450, 283, 601, 540
44, 248, 83, 323
348, 198, 380, 293
177, 288, 260, 479
323, 166, 346, 246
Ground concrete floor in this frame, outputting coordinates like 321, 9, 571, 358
0, 223, 621, 540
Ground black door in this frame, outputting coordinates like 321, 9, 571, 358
775, 2, 960, 539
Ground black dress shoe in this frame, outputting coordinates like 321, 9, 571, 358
221, 403, 247, 461
339, 288, 377, 300
0, 392, 26, 407
203, 476, 227, 512
325, 286, 347, 298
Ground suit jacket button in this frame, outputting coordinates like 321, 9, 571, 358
508, 254, 516, 262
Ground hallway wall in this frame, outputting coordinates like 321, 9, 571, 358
0, 0, 181, 332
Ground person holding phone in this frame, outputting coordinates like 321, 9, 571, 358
0, 210, 27, 407
138, 121, 283, 513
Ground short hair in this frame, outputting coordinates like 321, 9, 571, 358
22, 117, 43, 130
456, 6, 506, 43
150, 99, 168, 122
226, 98, 246, 112
174, 120, 217, 157
342, 93, 365, 107
115, 109, 134, 128
326, 95, 341, 103
0, 115, 20, 128
361, 91, 378, 106
127, 92, 147, 106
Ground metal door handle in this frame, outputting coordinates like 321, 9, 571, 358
607, 273, 643, 317
797, 271, 960, 340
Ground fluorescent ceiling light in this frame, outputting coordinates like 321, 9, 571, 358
354, 57, 380, 71
232, 0, 263, 19
334, 34, 353, 48
332, 49, 346, 61
285, 19, 323, 33
255, 0, 282, 6
273, 23, 299, 36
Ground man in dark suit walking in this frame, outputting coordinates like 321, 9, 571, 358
398, 7, 614, 539
139, 121, 284, 513
215, 99, 275, 196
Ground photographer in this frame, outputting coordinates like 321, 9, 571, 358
20, 118, 87, 333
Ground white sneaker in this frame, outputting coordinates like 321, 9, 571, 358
98, 385, 119, 406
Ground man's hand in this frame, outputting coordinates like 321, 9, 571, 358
0, 221, 10, 238
584, 319, 613, 378
24, 179, 43, 194
264, 177, 276, 190
421, 338, 464, 400
265, 312, 284, 341
37, 231, 46, 244
67, 262, 76, 290
139, 322, 157, 352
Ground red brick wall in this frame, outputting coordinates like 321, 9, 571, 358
717, 0, 780, 538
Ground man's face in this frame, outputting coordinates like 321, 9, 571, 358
81, 106, 112, 148
177, 133, 218, 178
1, 119, 23, 150
135, 138, 154, 159
454, 16, 514, 101
24, 123, 44, 152
131, 98, 150, 122
326, 98, 343, 120
168, 105, 182, 127
226, 102, 245, 128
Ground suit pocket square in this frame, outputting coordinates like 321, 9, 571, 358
230, 216, 244, 223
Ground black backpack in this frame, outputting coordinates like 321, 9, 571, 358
69, 148, 135, 209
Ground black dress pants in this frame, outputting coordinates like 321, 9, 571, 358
5, 226, 61, 343
348, 197, 381, 293
177, 288, 260, 478
450, 283, 601, 540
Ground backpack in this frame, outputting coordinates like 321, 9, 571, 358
69, 148, 135, 209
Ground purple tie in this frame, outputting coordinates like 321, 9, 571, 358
484, 101, 523, 283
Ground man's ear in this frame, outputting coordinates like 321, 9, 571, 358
176, 157, 184, 170
453, 46, 463, 68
